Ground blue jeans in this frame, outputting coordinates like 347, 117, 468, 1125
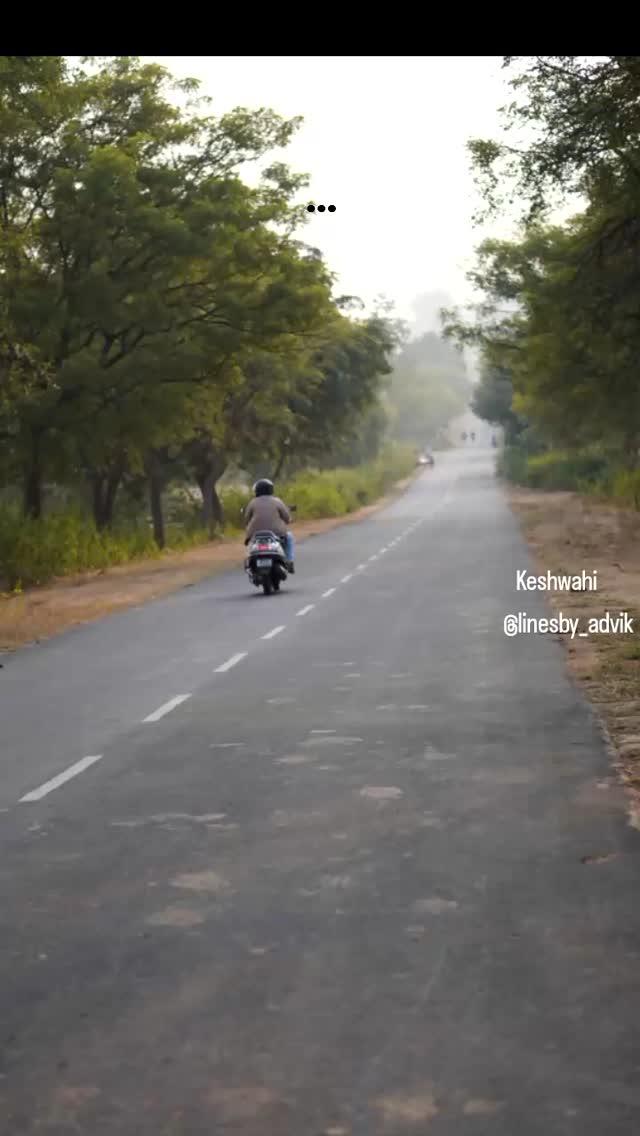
283, 531, 294, 562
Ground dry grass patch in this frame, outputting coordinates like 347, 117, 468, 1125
510, 486, 640, 825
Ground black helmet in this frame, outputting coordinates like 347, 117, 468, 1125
253, 478, 274, 497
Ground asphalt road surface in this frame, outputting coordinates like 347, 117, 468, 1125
2, 448, 640, 1135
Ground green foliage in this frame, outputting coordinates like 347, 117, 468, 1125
470, 365, 525, 443
0, 53, 406, 563
498, 446, 610, 491
604, 469, 640, 510
0, 507, 159, 589
0, 448, 415, 589
525, 450, 609, 491
220, 486, 252, 527
386, 332, 470, 447
280, 445, 415, 520
450, 56, 640, 485
496, 445, 529, 485
467, 57, 640, 225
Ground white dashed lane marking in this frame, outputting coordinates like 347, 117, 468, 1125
214, 652, 248, 673
20, 755, 104, 802
143, 694, 191, 722
15, 490, 447, 805
262, 626, 286, 640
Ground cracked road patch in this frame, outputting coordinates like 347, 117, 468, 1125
170, 870, 231, 894
413, 897, 459, 915
463, 1097, 505, 1115
146, 906, 206, 927
373, 1089, 440, 1124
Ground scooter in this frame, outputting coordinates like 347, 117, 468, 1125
244, 506, 296, 595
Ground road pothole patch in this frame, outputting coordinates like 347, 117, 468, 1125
275, 754, 314, 765
373, 1090, 439, 1123
206, 1084, 280, 1120
111, 812, 227, 828
420, 815, 445, 828
360, 785, 404, 800
413, 897, 459, 915
302, 735, 363, 747
580, 852, 619, 864
423, 746, 456, 762
146, 906, 206, 927
471, 768, 535, 785
464, 1098, 504, 1116
170, 870, 230, 894
319, 874, 352, 889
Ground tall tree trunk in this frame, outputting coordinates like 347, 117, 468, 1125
272, 446, 288, 481
211, 481, 224, 527
23, 430, 43, 519
103, 466, 122, 527
196, 470, 216, 538
147, 452, 165, 549
90, 464, 123, 530
623, 429, 639, 471
195, 453, 226, 538
91, 474, 108, 530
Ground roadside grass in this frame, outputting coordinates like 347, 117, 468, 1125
0, 445, 415, 592
0, 458, 419, 652
511, 486, 640, 823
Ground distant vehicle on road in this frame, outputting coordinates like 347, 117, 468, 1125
417, 452, 435, 468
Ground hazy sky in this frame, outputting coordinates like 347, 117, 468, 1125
149, 56, 512, 324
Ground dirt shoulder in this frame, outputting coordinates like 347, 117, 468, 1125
509, 486, 640, 828
0, 474, 418, 654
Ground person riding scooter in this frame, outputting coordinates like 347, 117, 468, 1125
244, 479, 295, 572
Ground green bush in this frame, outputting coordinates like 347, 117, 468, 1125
497, 444, 611, 491
497, 444, 529, 484
0, 445, 415, 591
0, 507, 160, 589
279, 444, 415, 520
524, 449, 609, 491
605, 469, 640, 509
220, 486, 252, 527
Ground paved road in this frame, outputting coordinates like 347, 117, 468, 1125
2, 448, 640, 1134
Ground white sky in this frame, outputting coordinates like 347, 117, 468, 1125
149, 56, 513, 324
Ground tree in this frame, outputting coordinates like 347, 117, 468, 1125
0, 55, 412, 550
471, 364, 525, 444
385, 332, 470, 447
441, 57, 640, 470
275, 313, 398, 471
468, 56, 640, 224
0, 56, 317, 519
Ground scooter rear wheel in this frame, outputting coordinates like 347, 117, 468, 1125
262, 578, 273, 595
